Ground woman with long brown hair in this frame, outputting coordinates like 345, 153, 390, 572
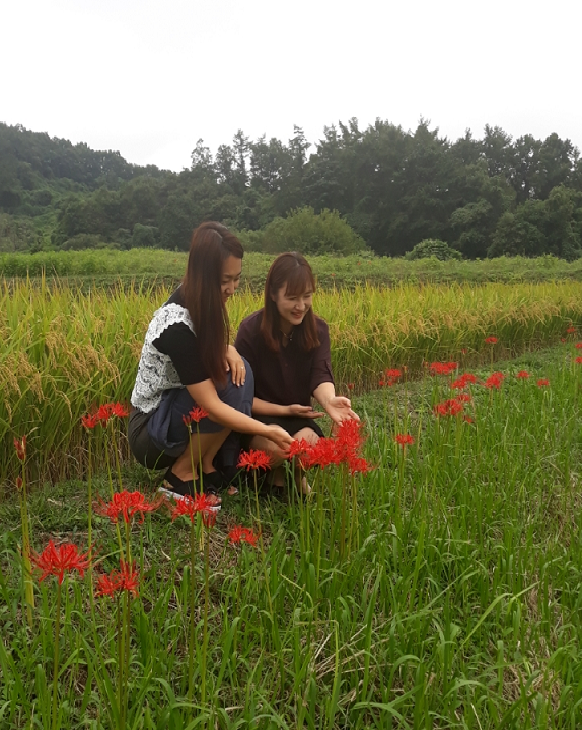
128, 222, 293, 501
234, 251, 358, 489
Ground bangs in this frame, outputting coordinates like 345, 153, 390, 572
283, 263, 316, 297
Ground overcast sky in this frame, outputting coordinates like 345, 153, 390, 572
2, 0, 581, 172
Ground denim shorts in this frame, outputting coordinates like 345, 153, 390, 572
128, 359, 253, 470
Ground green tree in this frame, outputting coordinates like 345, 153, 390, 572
262, 206, 366, 255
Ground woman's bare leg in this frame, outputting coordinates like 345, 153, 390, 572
249, 427, 319, 489
171, 429, 230, 481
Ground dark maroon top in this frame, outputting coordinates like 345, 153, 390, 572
234, 310, 334, 406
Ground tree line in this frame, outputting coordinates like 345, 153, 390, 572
1, 119, 581, 259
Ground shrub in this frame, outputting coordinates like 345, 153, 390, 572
131, 224, 159, 249
406, 239, 462, 261
261, 207, 367, 256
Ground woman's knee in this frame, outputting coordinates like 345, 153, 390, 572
217, 358, 254, 415
293, 427, 320, 445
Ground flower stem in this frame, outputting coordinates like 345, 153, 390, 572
51, 580, 62, 730
188, 518, 197, 700
19, 462, 34, 627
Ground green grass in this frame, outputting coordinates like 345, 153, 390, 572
2, 249, 582, 291
1, 345, 582, 728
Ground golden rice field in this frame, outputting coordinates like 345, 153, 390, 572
2, 278, 582, 483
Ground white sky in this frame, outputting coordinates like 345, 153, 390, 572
2, 0, 581, 172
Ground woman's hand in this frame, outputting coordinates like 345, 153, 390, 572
287, 404, 324, 419
265, 425, 294, 453
225, 345, 246, 386
325, 396, 360, 426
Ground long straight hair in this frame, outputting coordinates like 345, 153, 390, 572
182, 222, 243, 385
261, 252, 320, 353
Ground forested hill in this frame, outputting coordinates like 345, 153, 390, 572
1, 119, 582, 260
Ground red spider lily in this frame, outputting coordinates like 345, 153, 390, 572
95, 402, 129, 425
429, 361, 458, 376
238, 449, 272, 471
576, 356, 582, 364
95, 560, 140, 598
484, 372, 505, 390
394, 434, 414, 446
566, 326, 576, 334
455, 393, 471, 403
335, 420, 365, 462
169, 492, 218, 526
433, 398, 464, 417
485, 337, 498, 344
463, 416, 474, 423
81, 412, 99, 429
347, 383, 354, 391
516, 370, 530, 379
288, 439, 317, 469
13, 436, 26, 462
227, 525, 259, 547
183, 406, 210, 426
309, 437, 341, 468
348, 456, 375, 475
385, 368, 402, 379
451, 373, 478, 390
30, 540, 91, 584
96, 404, 114, 424
576, 343, 582, 350
96, 490, 163, 524
111, 402, 130, 418
537, 378, 550, 388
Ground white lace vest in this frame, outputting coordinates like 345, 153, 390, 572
131, 303, 195, 413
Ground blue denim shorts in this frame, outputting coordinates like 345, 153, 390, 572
128, 359, 253, 470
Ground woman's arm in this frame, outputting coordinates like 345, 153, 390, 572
187, 380, 294, 450
252, 398, 322, 419
312, 382, 359, 425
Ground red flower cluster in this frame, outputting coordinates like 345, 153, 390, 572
383, 368, 402, 387
516, 370, 530, 379
238, 449, 272, 471
429, 361, 458, 376
394, 433, 414, 447
183, 406, 210, 427
13, 435, 26, 462
576, 356, 582, 364
575, 343, 582, 350
30, 540, 91, 584
566, 326, 576, 334
536, 378, 550, 388
484, 372, 505, 390
95, 560, 140, 598
288, 421, 373, 475
485, 337, 498, 344
96, 490, 163, 524
451, 373, 478, 390
81, 402, 129, 428
433, 397, 465, 417
169, 493, 218, 528
227, 525, 259, 547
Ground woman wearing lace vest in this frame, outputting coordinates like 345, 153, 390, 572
128, 222, 293, 502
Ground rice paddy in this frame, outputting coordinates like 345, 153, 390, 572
1, 278, 582, 728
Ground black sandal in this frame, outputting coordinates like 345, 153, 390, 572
159, 469, 222, 509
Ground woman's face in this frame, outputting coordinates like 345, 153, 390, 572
221, 256, 242, 303
272, 283, 313, 329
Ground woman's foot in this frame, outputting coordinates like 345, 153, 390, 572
159, 469, 222, 508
